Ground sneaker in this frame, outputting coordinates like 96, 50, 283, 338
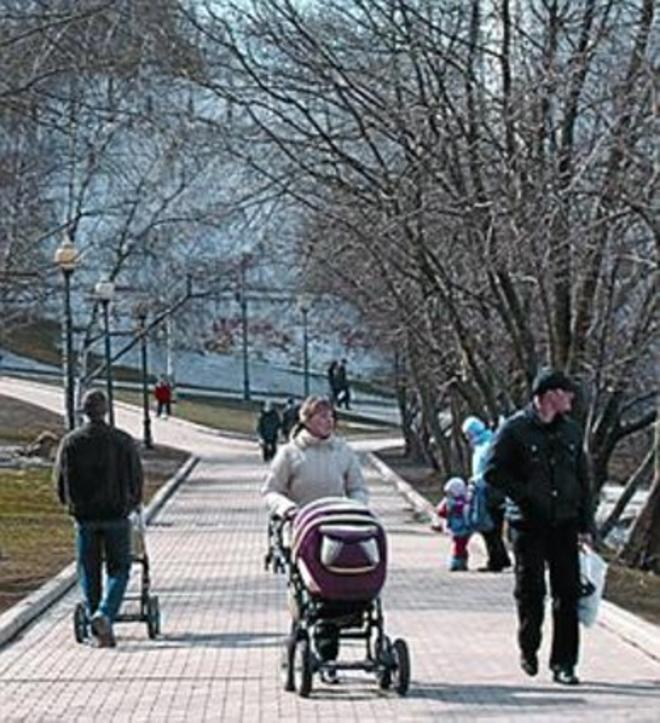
90, 613, 116, 648
520, 652, 538, 677
552, 666, 579, 686
320, 668, 339, 685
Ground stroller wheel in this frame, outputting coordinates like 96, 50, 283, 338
147, 596, 161, 639
376, 635, 392, 689
73, 603, 88, 644
281, 636, 296, 691
377, 667, 392, 690
391, 638, 411, 696
293, 635, 313, 697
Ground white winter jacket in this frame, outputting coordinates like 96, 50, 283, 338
261, 429, 368, 516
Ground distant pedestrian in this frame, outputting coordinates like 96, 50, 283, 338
327, 360, 339, 403
484, 369, 594, 685
281, 397, 300, 441
154, 375, 172, 418
462, 415, 511, 572
53, 390, 143, 648
335, 358, 351, 409
436, 476, 472, 571
257, 401, 281, 462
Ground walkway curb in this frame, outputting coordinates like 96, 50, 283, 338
599, 600, 660, 663
367, 451, 438, 523
368, 450, 660, 664
0, 454, 199, 649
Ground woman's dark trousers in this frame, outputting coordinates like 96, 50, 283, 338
482, 507, 511, 571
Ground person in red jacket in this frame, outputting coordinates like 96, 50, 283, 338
154, 375, 172, 418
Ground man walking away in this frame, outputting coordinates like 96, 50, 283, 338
462, 415, 511, 572
483, 369, 593, 685
335, 359, 351, 409
327, 360, 339, 404
257, 401, 281, 462
54, 390, 144, 647
281, 397, 299, 441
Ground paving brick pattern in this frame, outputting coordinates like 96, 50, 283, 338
0, 379, 658, 721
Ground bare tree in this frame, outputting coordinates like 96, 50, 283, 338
180, 0, 657, 500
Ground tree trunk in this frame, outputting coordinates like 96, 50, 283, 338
618, 473, 660, 572
598, 447, 653, 541
618, 402, 660, 572
393, 351, 416, 458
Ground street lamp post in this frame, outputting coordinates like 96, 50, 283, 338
297, 294, 312, 398
239, 254, 251, 401
136, 305, 153, 449
95, 280, 115, 427
54, 240, 78, 430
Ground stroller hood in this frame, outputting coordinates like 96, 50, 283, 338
292, 497, 387, 602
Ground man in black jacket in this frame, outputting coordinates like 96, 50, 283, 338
483, 369, 593, 685
257, 401, 281, 462
281, 397, 300, 441
54, 390, 143, 647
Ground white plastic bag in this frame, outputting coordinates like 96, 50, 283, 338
129, 507, 146, 558
578, 549, 608, 627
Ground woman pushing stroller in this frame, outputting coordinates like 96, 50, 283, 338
262, 395, 368, 515
262, 395, 368, 683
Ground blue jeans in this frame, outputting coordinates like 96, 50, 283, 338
75, 518, 131, 622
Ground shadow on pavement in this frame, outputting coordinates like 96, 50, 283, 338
123, 631, 283, 650
407, 680, 660, 705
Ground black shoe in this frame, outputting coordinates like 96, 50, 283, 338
520, 652, 538, 677
552, 666, 579, 685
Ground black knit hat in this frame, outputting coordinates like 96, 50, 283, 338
531, 368, 577, 397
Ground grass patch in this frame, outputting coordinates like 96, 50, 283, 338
376, 446, 444, 504
0, 395, 65, 445
0, 317, 147, 383
115, 390, 391, 438
0, 468, 72, 609
0, 318, 62, 367
115, 390, 262, 435
602, 556, 660, 626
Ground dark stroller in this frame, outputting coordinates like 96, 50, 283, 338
265, 497, 410, 697
73, 511, 161, 643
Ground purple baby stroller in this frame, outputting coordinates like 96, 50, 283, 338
265, 497, 410, 697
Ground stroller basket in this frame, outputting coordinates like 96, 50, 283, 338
72, 510, 161, 643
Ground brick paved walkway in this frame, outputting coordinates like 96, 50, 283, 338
0, 379, 658, 721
